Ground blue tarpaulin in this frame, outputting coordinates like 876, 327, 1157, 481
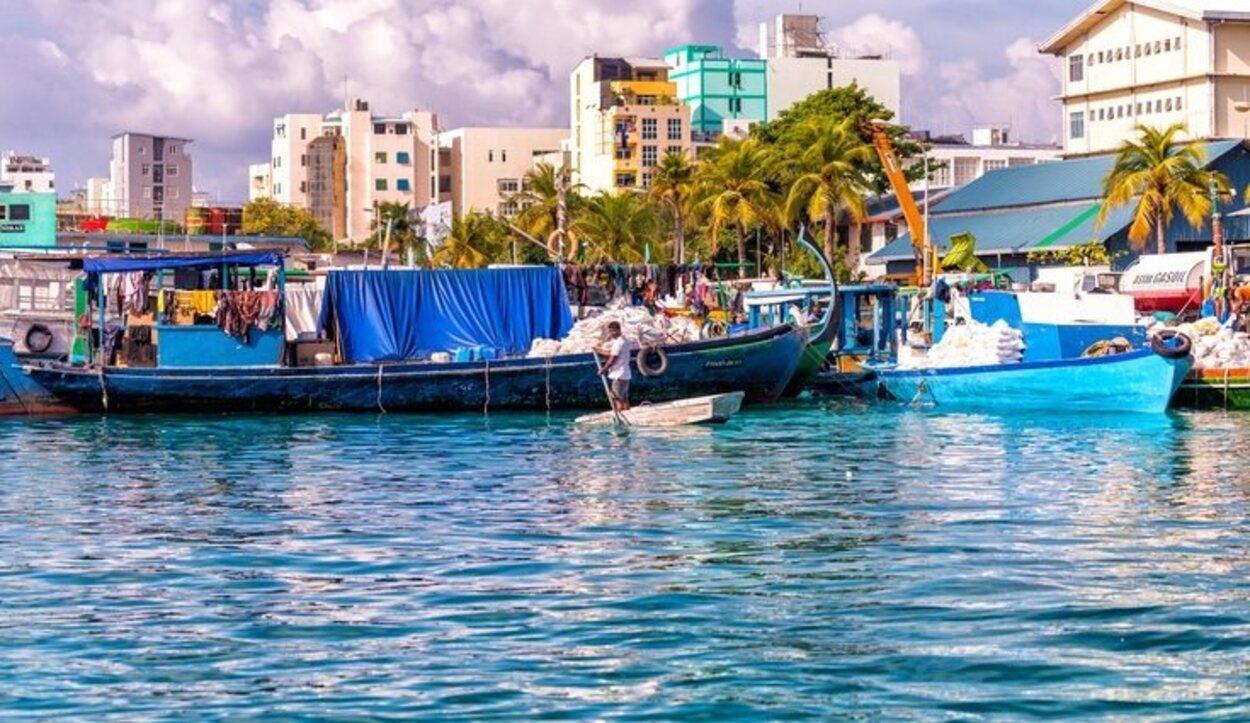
79, 251, 284, 274
319, 267, 574, 363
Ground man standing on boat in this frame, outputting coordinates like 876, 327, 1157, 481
597, 321, 632, 413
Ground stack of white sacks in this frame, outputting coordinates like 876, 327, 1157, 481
1144, 316, 1250, 370
528, 299, 703, 357
897, 320, 1026, 369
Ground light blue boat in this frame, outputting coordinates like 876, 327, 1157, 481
876, 347, 1192, 414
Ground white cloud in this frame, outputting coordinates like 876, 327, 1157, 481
826, 14, 924, 76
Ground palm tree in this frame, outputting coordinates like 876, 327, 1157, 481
432, 212, 501, 269
512, 162, 583, 258
781, 117, 874, 267
693, 137, 776, 278
1099, 122, 1228, 254
573, 191, 661, 263
647, 149, 697, 263
368, 201, 427, 266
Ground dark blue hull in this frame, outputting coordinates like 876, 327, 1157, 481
26, 325, 805, 413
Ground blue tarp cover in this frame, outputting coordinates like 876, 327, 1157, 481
319, 267, 574, 363
80, 251, 284, 274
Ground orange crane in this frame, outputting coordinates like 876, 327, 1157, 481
861, 120, 939, 286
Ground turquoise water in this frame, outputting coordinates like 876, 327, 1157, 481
2, 402, 1250, 719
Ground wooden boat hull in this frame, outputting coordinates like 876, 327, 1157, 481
575, 391, 745, 426
876, 348, 1191, 414
24, 325, 804, 414
1174, 367, 1250, 409
0, 339, 76, 415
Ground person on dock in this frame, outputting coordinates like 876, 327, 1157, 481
597, 321, 632, 412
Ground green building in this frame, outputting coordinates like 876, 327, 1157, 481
0, 191, 56, 248
663, 45, 767, 135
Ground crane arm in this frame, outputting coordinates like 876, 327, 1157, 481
861, 123, 938, 285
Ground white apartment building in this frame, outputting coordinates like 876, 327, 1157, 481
570, 56, 694, 193
248, 163, 272, 201
108, 133, 194, 222
436, 127, 568, 218
84, 177, 111, 215
758, 13, 902, 119
1041, 0, 1250, 155
266, 99, 439, 244
0, 152, 54, 193
910, 127, 1063, 192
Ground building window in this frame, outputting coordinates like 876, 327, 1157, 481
1115, 48, 1123, 61
1156, 99, 1163, 112
1175, 37, 1181, 51
275, 123, 286, 138
615, 172, 635, 187
141, 163, 150, 176
1136, 102, 1142, 115
1164, 38, 1171, 52
667, 146, 682, 157
953, 157, 979, 186
502, 150, 508, 162
374, 123, 387, 134
396, 151, 411, 164
300, 127, 306, 140
1135, 44, 1141, 58
1070, 111, 1085, 140
642, 145, 658, 168
667, 118, 683, 141
397, 178, 411, 192
984, 159, 1007, 171
498, 178, 520, 194
166, 164, 178, 176
1097, 51, 1105, 63
616, 145, 632, 160
375, 178, 388, 191
9, 204, 29, 221
1154, 41, 1162, 54
299, 181, 306, 193
1165, 98, 1173, 112
1117, 105, 1125, 119
488, 150, 494, 162
168, 145, 177, 155
1176, 96, 1183, 111
142, 187, 152, 199
375, 152, 387, 164
395, 124, 408, 135
642, 118, 658, 140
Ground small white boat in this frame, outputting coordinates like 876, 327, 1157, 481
575, 391, 745, 427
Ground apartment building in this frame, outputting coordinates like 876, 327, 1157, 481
1041, 0, 1250, 154
107, 133, 194, 221
570, 56, 693, 193
436, 127, 568, 218
758, 13, 901, 120
1, 152, 54, 194
265, 99, 438, 244
248, 163, 271, 201
910, 127, 1062, 192
664, 45, 767, 134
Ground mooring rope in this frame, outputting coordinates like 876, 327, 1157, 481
544, 355, 552, 411
483, 359, 491, 414
376, 364, 386, 414
97, 364, 109, 412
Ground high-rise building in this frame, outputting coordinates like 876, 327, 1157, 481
0, 152, 55, 194
108, 133, 194, 222
1040, 0, 1250, 155
663, 45, 768, 135
570, 56, 693, 193
757, 14, 901, 119
436, 127, 568, 218
267, 99, 439, 244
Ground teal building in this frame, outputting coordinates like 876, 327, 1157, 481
0, 191, 56, 248
663, 45, 767, 135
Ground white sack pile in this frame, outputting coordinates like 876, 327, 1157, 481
898, 319, 1025, 369
1146, 316, 1250, 370
528, 301, 703, 357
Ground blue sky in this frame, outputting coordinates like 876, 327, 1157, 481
0, 0, 1083, 201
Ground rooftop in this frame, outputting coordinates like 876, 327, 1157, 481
1041, 0, 1250, 53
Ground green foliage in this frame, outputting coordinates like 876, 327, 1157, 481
368, 201, 428, 266
778, 117, 874, 266
1026, 241, 1123, 267
242, 197, 332, 251
647, 149, 697, 263
573, 191, 663, 263
107, 218, 180, 234
432, 212, 507, 268
1098, 123, 1228, 254
692, 137, 778, 277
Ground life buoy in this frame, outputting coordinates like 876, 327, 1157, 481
1150, 329, 1192, 359
546, 229, 579, 261
636, 346, 668, 377
24, 323, 53, 354
701, 318, 728, 339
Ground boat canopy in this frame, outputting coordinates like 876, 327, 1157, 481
76, 251, 284, 274
320, 267, 574, 363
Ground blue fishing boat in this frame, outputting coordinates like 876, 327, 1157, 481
876, 347, 1191, 414
18, 252, 805, 413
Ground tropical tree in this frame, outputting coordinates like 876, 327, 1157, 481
368, 201, 427, 266
647, 149, 697, 263
573, 191, 662, 263
693, 137, 777, 278
511, 162, 583, 257
781, 117, 874, 267
1098, 122, 1229, 254
241, 197, 332, 251
432, 212, 503, 268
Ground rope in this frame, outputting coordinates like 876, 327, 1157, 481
483, 359, 491, 414
97, 363, 109, 411
544, 355, 552, 411
908, 379, 935, 407
376, 364, 386, 414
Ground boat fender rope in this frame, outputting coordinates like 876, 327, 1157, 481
637, 346, 668, 377
545, 355, 552, 411
483, 359, 491, 414
97, 364, 108, 412
376, 364, 386, 414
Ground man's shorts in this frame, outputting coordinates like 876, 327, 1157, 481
610, 378, 630, 402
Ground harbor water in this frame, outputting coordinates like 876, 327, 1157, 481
2, 402, 1249, 718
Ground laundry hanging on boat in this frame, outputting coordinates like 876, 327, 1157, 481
216, 290, 281, 338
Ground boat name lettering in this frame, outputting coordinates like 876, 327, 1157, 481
0, 223, 23, 233
704, 359, 743, 369
1132, 271, 1189, 286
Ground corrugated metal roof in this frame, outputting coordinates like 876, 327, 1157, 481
869, 203, 1137, 262
932, 140, 1243, 214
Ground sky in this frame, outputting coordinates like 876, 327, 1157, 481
0, 0, 1083, 203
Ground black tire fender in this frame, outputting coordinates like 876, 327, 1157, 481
24, 323, 53, 354
1151, 329, 1192, 359
636, 346, 668, 377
